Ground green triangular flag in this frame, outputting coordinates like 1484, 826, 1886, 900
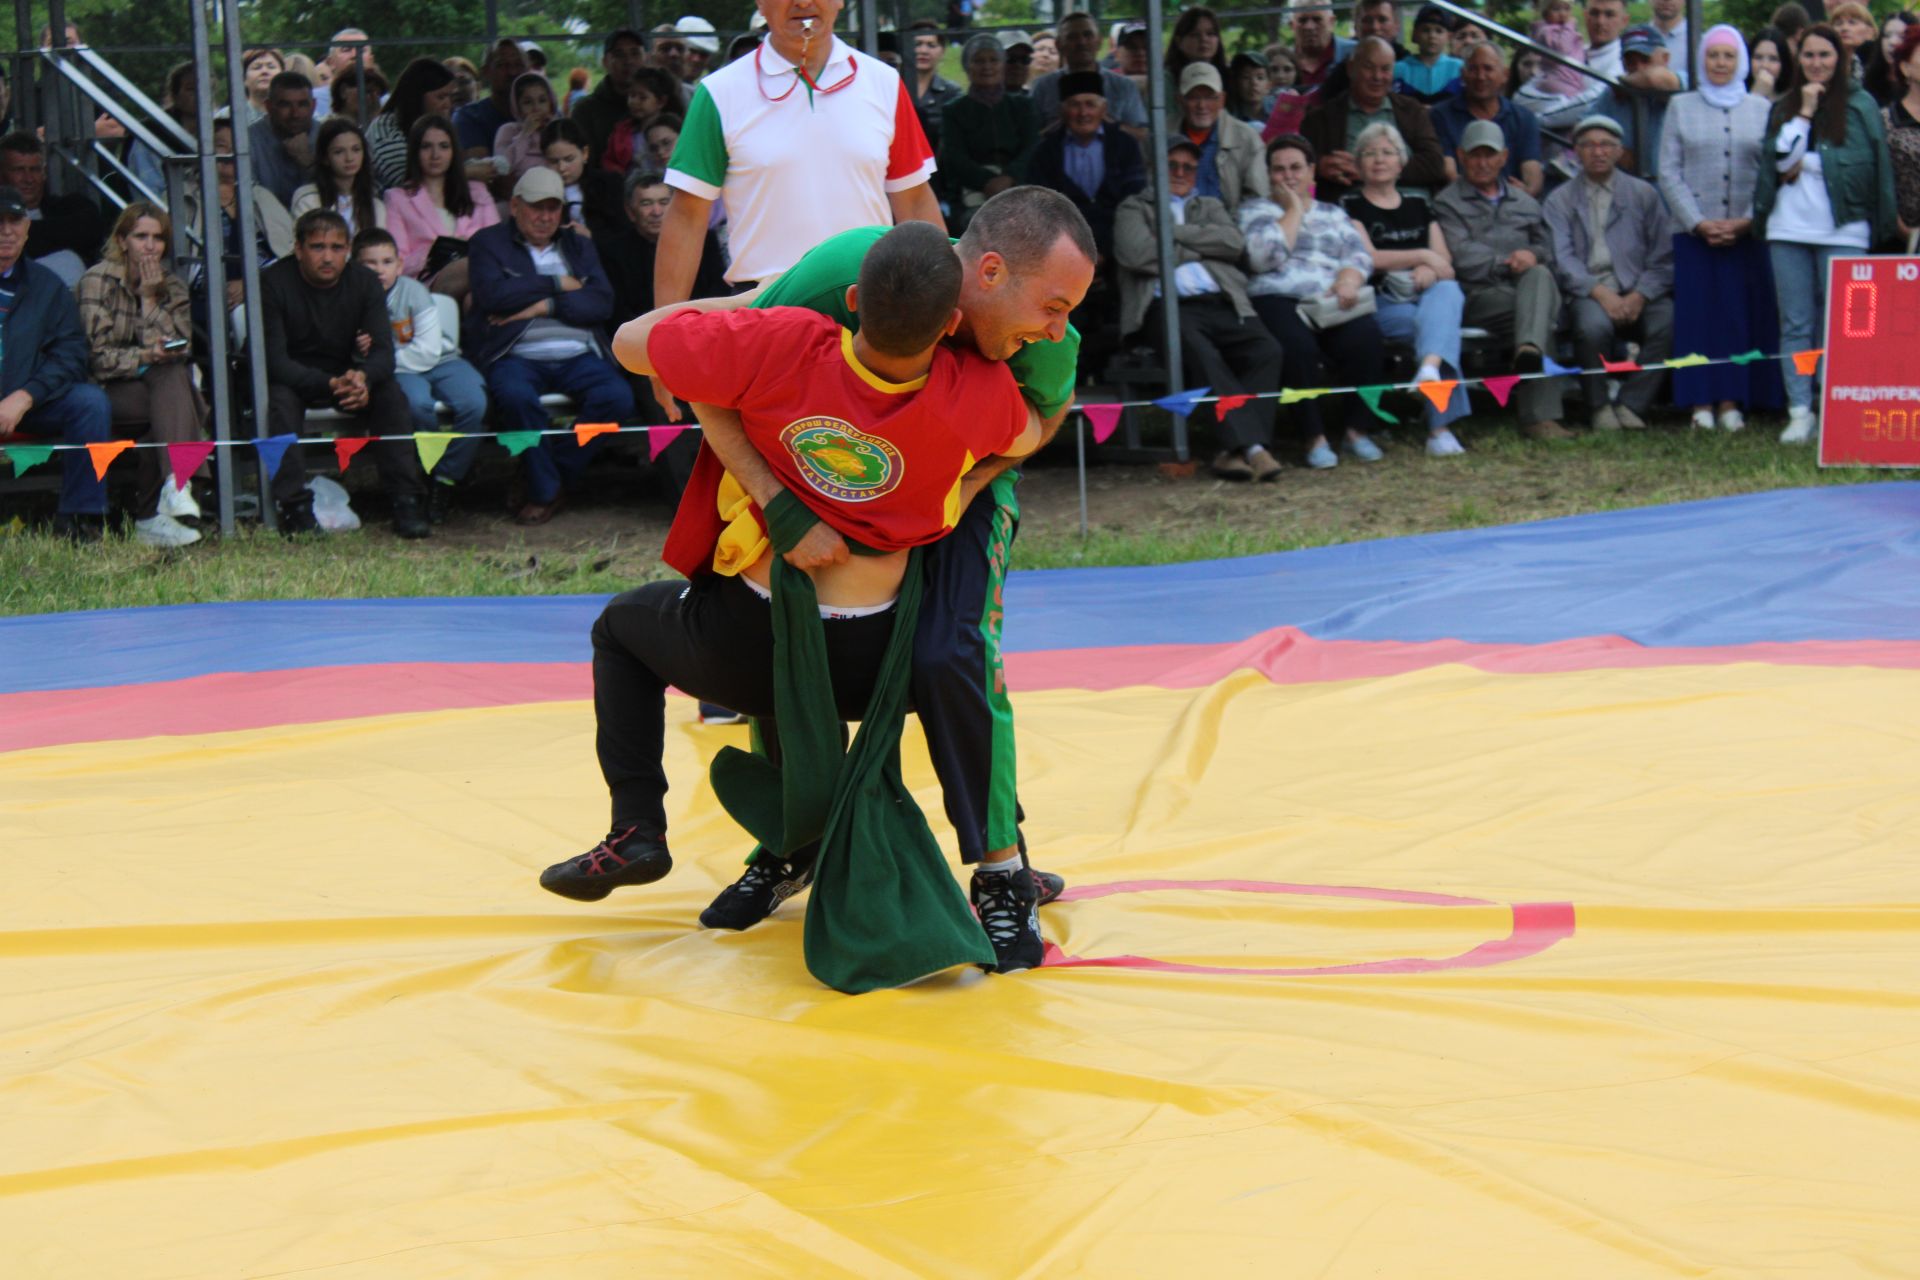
2, 443, 56, 475
414, 431, 457, 475
1729, 349, 1766, 365
1355, 386, 1398, 425
497, 431, 541, 457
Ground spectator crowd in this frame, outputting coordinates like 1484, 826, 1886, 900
1, 1, 1915, 541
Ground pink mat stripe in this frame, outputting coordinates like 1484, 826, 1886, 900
8, 631, 1920, 753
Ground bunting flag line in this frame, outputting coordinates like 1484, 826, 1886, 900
168, 440, 215, 489
86, 440, 134, 481
413, 432, 457, 476
334, 437, 371, 472
1482, 375, 1522, 408
1083, 403, 1124, 445
1153, 387, 1211, 417
3, 349, 1834, 477
574, 422, 619, 448
1417, 380, 1459, 413
1356, 386, 1397, 424
2, 443, 56, 475
252, 434, 298, 481
1601, 357, 1642, 374
646, 423, 689, 461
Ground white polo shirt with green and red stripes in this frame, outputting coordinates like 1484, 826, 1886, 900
664, 35, 937, 287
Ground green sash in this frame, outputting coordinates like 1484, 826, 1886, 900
708, 527, 993, 993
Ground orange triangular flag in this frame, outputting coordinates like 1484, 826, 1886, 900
574, 422, 618, 447
1792, 348, 1824, 376
86, 439, 134, 480
1417, 380, 1459, 412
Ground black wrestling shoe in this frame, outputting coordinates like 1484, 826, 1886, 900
699, 852, 815, 930
971, 862, 1044, 973
1033, 869, 1065, 906
538, 827, 672, 901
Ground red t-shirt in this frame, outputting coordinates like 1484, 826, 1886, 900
651, 307, 1027, 578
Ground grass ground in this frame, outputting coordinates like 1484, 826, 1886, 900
1, 413, 1909, 618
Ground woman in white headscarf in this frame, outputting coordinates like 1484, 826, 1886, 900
1658, 23, 1782, 430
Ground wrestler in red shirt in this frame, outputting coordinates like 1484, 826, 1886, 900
648, 304, 1028, 581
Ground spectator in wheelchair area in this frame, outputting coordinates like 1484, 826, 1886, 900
466, 166, 633, 527
261, 208, 431, 539
76, 202, 210, 547
353, 227, 488, 525
0, 183, 113, 541
1115, 139, 1284, 482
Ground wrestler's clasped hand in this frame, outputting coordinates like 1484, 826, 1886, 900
784, 522, 849, 571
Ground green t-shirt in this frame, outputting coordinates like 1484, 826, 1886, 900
753, 226, 1081, 419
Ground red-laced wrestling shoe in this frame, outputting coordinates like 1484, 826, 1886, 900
538, 827, 672, 901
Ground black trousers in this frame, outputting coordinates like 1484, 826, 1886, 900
266, 377, 422, 505
592, 574, 898, 836
1251, 294, 1387, 442
1145, 295, 1282, 451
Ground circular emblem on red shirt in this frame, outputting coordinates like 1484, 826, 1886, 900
780, 417, 903, 503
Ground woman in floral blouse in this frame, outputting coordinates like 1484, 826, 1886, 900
1239, 133, 1387, 470
74, 202, 209, 548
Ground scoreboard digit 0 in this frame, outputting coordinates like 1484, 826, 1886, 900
1819, 257, 1920, 468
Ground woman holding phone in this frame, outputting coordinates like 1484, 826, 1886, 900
75, 202, 210, 547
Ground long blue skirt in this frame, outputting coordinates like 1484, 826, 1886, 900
1670, 233, 1784, 410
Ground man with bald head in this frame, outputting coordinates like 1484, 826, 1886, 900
1429, 41, 1545, 197
1300, 36, 1447, 202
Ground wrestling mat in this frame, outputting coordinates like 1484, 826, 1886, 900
6, 484, 1920, 1278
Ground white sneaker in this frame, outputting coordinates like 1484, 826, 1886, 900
1414, 361, 1442, 385
159, 478, 200, 520
1691, 408, 1715, 430
1718, 408, 1746, 433
1779, 407, 1817, 444
133, 512, 201, 548
1426, 429, 1465, 457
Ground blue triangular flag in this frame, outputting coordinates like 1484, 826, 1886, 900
252, 433, 300, 481
1153, 386, 1212, 417
1541, 356, 1578, 377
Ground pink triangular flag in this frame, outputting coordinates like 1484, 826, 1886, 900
167, 440, 215, 489
86, 439, 134, 480
1417, 379, 1459, 412
1482, 375, 1521, 407
334, 437, 372, 471
646, 423, 688, 461
1213, 393, 1252, 416
1083, 403, 1123, 444
574, 422, 618, 447
1600, 357, 1641, 373
1792, 348, 1824, 376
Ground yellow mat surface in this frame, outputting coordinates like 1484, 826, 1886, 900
7, 656, 1920, 1277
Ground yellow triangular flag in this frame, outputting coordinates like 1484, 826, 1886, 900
414, 431, 457, 476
